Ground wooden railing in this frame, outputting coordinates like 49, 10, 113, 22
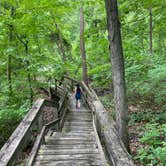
63, 76, 134, 166
0, 87, 68, 166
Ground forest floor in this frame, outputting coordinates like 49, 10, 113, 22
128, 105, 144, 166
98, 90, 166, 166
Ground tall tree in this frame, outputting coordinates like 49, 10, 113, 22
80, 6, 88, 85
15, 33, 33, 105
7, 6, 15, 95
149, 7, 153, 55
104, 0, 129, 151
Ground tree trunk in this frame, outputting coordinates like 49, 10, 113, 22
80, 6, 88, 85
55, 25, 66, 63
7, 54, 12, 94
104, 0, 130, 151
25, 41, 33, 105
7, 6, 14, 94
15, 33, 34, 104
149, 7, 153, 55
58, 31, 66, 63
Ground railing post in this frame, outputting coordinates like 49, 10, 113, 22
37, 105, 44, 132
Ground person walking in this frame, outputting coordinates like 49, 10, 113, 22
75, 84, 81, 109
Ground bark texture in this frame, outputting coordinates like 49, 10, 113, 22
104, 0, 129, 151
80, 6, 88, 85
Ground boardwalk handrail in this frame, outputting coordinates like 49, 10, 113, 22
28, 91, 68, 166
0, 88, 68, 166
63, 76, 134, 166
28, 118, 61, 166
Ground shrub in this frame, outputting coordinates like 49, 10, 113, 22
135, 123, 166, 165
0, 104, 28, 148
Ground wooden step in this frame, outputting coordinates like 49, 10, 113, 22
38, 148, 99, 155
52, 132, 94, 137
66, 113, 92, 117
63, 127, 93, 131
40, 144, 97, 150
34, 159, 104, 166
65, 113, 92, 116
45, 138, 95, 145
64, 121, 93, 126
63, 125, 93, 129
62, 129, 94, 133
65, 116, 92, 120
46, 135, 94, 140
65, 117, 92, 122
45, 137, 95, 141
35, 154, 101, 161
67, 111, 91, 114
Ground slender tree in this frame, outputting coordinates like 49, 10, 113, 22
149, 7, 153, 55
104, 0, 130, 151
7, 6, 15, 95
15, 33, 33, 104
55, 24, 67, 63
80, 6, 88, 85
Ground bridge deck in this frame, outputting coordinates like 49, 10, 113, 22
33, 93, 106, 166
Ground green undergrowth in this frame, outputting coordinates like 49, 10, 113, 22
135, 122, 166, 165
98, 92, 166, 166
99, 94, 116, 120
0, 102, 29, 148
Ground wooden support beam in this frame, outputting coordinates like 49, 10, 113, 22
80, 82, 134, 166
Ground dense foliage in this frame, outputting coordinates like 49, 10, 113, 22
0, 0, 165, 165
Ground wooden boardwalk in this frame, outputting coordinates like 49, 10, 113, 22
33, 94, 106, 165
0, 78, 134, 166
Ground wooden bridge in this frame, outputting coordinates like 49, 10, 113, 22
0, 77, 134, 166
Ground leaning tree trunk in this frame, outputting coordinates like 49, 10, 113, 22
7, 6, 14, 95
104, 0, 130, 151
149, 7, 153, 55
80, 6, 88, 85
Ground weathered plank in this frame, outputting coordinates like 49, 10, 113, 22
93, 100, 134, 166
38, 149, 99, 155
28, 126, 46, 166
52, 132, 94, 137
40, 144, 95, 150
35, 154, 101, 161
34, 159, 104, 166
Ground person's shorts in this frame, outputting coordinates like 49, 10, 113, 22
75, 93, 81, 100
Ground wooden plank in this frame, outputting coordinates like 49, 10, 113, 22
45, 118, 60, 129
28, 126, 46, 166
93, 100, 134, 166
35, 154, 101, 161
38, 149, 98, 155
34, 159, 104, 166
45, 137, 95, 141
81, 82, 134, 166
92, 113, 108, 166
40, 144, 95, 150
52, 132, 94, 137
45, 139, 95, 145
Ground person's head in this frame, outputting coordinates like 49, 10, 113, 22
76, 84, 80, 88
